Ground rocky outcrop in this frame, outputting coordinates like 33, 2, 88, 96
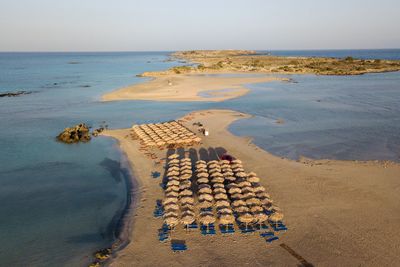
0, 90, 31, 97
57, 123, 91, 143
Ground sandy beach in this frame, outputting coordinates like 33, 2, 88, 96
103, 109, 400, 267
102, 74, 283, 102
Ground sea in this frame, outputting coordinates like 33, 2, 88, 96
0, 49, 399, 266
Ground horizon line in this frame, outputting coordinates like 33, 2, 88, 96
0, 48, 400, 53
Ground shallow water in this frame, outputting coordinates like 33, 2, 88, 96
1, 50, 400, 266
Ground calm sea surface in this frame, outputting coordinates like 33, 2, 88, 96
0, 50, 399, 266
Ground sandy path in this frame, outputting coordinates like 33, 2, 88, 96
102, 74, 283, 102
103, 109, 400, 267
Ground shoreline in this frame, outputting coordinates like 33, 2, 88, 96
102, 109, 400, 266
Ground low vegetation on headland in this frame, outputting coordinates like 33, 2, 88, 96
139, 50, 400, 77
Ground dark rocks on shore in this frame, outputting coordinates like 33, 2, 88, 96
57, 123, 91, 143
0, 90, 32, 98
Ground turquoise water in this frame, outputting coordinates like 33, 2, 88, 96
0, 50, 400, 266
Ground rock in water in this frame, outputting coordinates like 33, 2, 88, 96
57, 123, 91, 143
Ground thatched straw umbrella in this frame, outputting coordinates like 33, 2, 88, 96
166, 180, 180, 187
253, 186, 266, 193
164, 216, 179, 229
181, 203, 194, 211
207, 160, 218, 165
241, 186, 254, 194
180, 165, 192, 171
215, 200, 230, 209
232, 200, 246, 207
257, 192, 271, 200
179, 182, 191, 191
219, 215, 235, 226
235, 172, 247, 178
242, 192, 256, 199
213, 183, 225, 189
181, 209, 195, 216
247, 172, 257, 177
181, 215, 196, 227
246, 198, 262, 206
180, 173, 192, 180
199, 187, 212, 194
211, 177, 225, 184
165, 186, 179, 193
199, 214, 216, 230
250, 206, 264, 213
168, 154, 179, 160
197, 172, 209, 178
167, 170, 179, 177
208, 164, 220, 169
167, 176, 180, 182
226, 183, 239, 189
230, 193, 243, 200
181, 158, 192, 163
198, 200, 213, 209
166, 191, 179, 197
180, 197, 195, 205
248, 176, 260, 184
164, 203, 179, 212
224, 176, 236, 182
197, 184, 211, 190
199, 194, 213, 202
231, 159, 242, 164
163, 197, 178, 205
209, 169, 222, 175
238, 213, 254, 229
237, 181, 251, 188
168, 166, 180, 172
164, 211, 178, 219
254, 212, 268, 228
213, 188, 226, 194
196, 160, 206, 165
217, 207, 233, 215
234, 206, 250, 213
197, 178, 209, 184
223, 171, 234, 177
228, 187, 241, 195
230, 163, 242, 169
269, 212, 284, 225
214, 193, 228, 201
179, 189, 193, 197
168, 159, 180, 165
220, 160, 230, 165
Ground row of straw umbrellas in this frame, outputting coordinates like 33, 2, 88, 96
132, 121, 201, 149
163, 154, 196, 228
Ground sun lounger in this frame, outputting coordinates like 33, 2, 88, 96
260, 231, 274, 237
265, 236, 279, 243
171, 240, 187, 252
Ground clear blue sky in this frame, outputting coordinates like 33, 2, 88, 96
0, 0, 399, 51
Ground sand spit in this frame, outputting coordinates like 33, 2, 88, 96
102, 74, 283, 102
103, 109, 400, 267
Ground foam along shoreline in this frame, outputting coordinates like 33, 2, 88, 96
102, 109, 400, 267
101, 74, 284, 102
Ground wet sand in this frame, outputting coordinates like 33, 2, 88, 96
102, 74, 283, 102
103, 109, 400, 267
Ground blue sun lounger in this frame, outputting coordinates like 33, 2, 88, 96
201, 224, 216, 235
185, 222, 198, 230
171, 243, 187, 252
265, 236, 279, 243
219, 224, 235, 234
260, 231, 274, 237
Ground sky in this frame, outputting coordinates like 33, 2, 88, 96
0, 0, 399, 51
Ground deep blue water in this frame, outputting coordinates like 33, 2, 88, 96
0, 50, 399, 266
